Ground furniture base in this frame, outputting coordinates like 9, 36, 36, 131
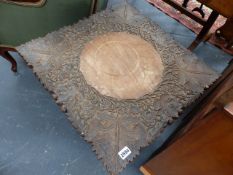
188, 10, 219, 50
216, 18, 233, 49
0, 46, 17, 72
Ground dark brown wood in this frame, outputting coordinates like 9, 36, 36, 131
164, 0, 206, 25
162, 0, 218, 50
0, 46, 17, 72
161, 0, 233, 50
188, 10, 219, 50
182, 0, 189, 8
216, 18, 233, 49
192, 4, 205, 18
90, 0, 98, 15
198, 0, 233, 18
140, 108, 233, 175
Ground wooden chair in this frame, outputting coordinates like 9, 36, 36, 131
0, 0, 106, 72
140, 59, 233, 175
162, 0, 233, 51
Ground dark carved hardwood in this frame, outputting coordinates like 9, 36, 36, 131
0, 46, 17, 72
163, 0, 206, 25
192, 4, 205, 18
188, 10, 219, 50
182, 0, 189, 8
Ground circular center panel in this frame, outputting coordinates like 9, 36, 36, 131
80, 32, 164, 100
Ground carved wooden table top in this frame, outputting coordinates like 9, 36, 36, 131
16, 4, 219, 175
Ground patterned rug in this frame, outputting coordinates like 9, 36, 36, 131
147, 0, 233, 55
17, 4, 219, 175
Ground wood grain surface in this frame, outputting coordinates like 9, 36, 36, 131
140, 61, 233, 175
140, 108, 233, 175
80, 32, 164, 100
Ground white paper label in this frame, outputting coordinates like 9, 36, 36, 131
118, 146, 131, 160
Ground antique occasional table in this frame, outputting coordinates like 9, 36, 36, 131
7, 3, 220, 175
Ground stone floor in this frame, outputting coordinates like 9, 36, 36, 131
0, 1, 232, 175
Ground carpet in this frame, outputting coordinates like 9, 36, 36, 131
16, 4, 219, 175
147, 0, 233, 55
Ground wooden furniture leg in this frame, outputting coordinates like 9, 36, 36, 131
216, 18, 233, 49
0, 46, 17, 72
182, 0, 189, 8
90, 0, 98, 15
188, 10, 219, 50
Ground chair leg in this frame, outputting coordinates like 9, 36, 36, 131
182, 0, 190, 8
215, 18, 233, 50
188, 10, 219, 51
226, 40, 233, 50
90, 0, 98, 15
0, 46, 17, 72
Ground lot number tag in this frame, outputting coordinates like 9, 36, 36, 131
118, 146, 131, 160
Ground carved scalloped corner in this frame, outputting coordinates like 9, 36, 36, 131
82, 111, 148, 174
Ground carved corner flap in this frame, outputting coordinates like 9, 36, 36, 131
0, 0, 46, 7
